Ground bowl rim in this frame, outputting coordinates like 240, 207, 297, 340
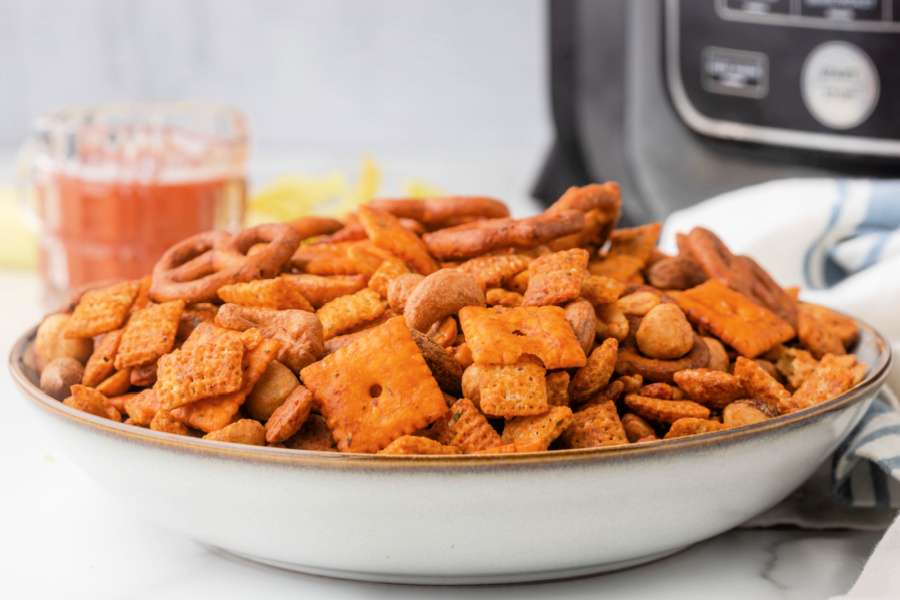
10, 316, 892, 470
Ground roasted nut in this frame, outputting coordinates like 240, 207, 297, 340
204, 419, 266, 445
34, 314, 93, 371
595, 303, 629, 341
635, 304, 694, 359
723, 400, 770, 427
245, 361, 299, 421
404, 269, 485, 332
617, 291, 660, 316
702, 336, 729, 372
615, 334, 710, 383
646, 256, 706, 290
39, 357, 84, 400
565, 299, 598, 356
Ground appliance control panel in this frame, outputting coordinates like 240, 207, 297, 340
664, 0, 900, 156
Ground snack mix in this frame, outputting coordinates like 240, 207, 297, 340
29, 183, 868, 454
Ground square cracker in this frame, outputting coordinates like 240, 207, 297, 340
155, 323, 245, 409
523, 248, 589, 307
300, 316, 447, 452
478, 356, 549, 418
115, 300, 185, 369
316, 288, 386, 340
671, 279, 794, 358
458, 306, 586, 369
170, 337, 281, 432
66, 280, 141, 338
217, 276, 314, 311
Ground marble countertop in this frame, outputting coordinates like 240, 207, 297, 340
0, 270, 885, 600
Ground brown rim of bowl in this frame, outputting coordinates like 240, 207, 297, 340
9, 317, 892, 470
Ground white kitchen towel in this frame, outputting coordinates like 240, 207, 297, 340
660, 178, 900, 599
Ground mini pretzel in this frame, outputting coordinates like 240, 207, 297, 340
287, 216, 344, 240
368, 196, 509, 229
150, 224, 301, 303
320, 218, 425, 243
680, 227, 797, 327
422, 209, 585, 260
614, 335, 710, 383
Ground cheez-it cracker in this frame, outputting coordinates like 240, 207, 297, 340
671, 279, 794, 358
458, 306, 586, 369
300, 317, 447, 452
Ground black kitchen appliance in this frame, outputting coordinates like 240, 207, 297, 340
535, 0, 900, 223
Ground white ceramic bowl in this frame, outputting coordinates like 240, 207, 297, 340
10, 320, 891, 585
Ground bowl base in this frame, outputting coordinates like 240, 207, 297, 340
216, 545, 690, 585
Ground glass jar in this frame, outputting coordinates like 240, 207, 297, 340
22, 102, 248, 307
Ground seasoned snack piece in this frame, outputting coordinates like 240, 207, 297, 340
702, 336, 730, 372
523, 248, 589, 306
458, 254, 531, 290
216, 304, 324, 373
217, 276, 314, 311
801, 303, 859, 349
797, 303, 858, 359
129, 362, 157, 387
606, 223, 661, 266
171, 338, 281, 432
501, 406, 574, 450
615, 335, 710, 383
64, 385, 121, 421
635, 304, 694, 359
151, 224, 301, 303
479, 356, 548, 418
386, 273, 425, 313
444, 398, 502, 452
547, 182, 621, 248
300, 317, 447, 452
665, 418, 727, 439
621, 413, 657, 443
410, 330, 463, 396
285, 413, 337, 451
617, 291, 661, 316
427, 317, 458, 347
287, 215, 344, 240
291, 240, 387, 277
367, 258, 410, 298
149, 409, 189, 435
155, 324, 245, 409
324, 217, 425, 243
774, 347, 819, 389
647, 256, 707, 290
588, 253, 644, 283
280, 274, 366, 308
680, 227, 797, 327
624, 394, 710, 424
458, 306, 587, 369
545, 371, 571, 406
33, 314, 93, 371
65, 280, 140, 339
246, 360, 299, 421
723, 401, 770, 427
732, 356, 791, 414
422, 209, 585, 260
378, 435, 459, 455
265, 384, 315, 444
559, 400, 628, 448
40, 357, 84, 400
176, 303, 218, 341
638, 382, 683, 400
96, 368, 132, 397
790, 354, 862, 412
357, 205, 439, 274
123, 389, 161, 427
595, 303, 629, 341
115, 300, 185, 369
369, 196, 510, 229
571, 338, 618, 403
486, 288, 524, 307
671, 279, 794, 358
204, 419, 266, 446
82, 329, 122, 386
564, 299, 597, 356
461, 363, 482, 405
403, 269, 485, 333
317, 288, 387, 340
581, 275, 625, 307
673, 368, 745, 410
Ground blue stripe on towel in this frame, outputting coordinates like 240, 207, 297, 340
803, 180, 846, 289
